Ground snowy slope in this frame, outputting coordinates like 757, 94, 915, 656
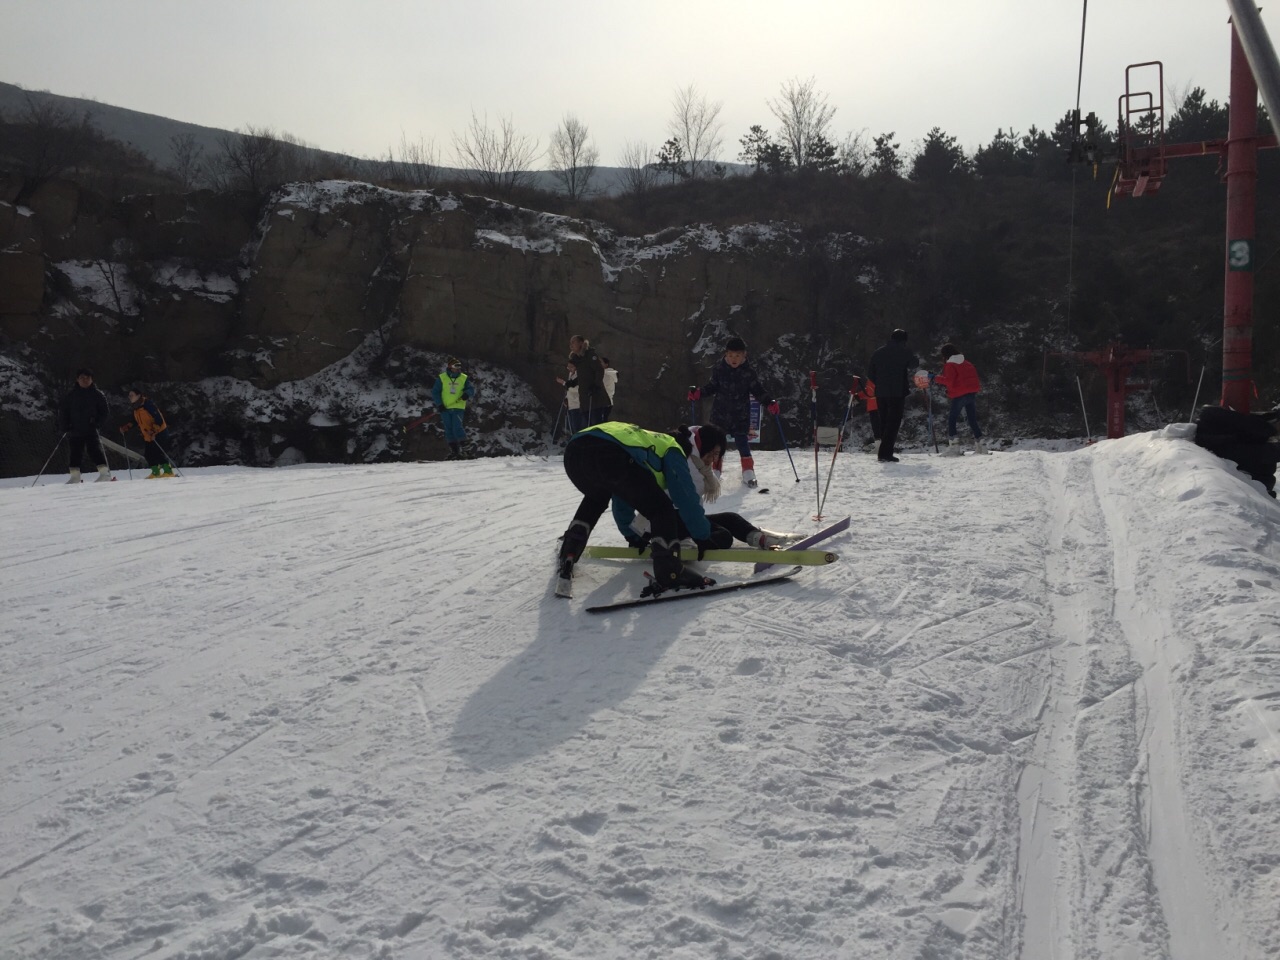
1, 432, 1278, 960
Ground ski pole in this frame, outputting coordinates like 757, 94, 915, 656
926, 384, 939, 453
689, 384, 698, 424
1076, 376, 1093, 443
810, 370, 820, 518
773, 412, 800, 482
551, 401, 565, 444
153, 440, 183, 477
1189, 364, 1205, 421
122, 431, 134, 480
30, 432, 67, 488
818, 380, 858, 519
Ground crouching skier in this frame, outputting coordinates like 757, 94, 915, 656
555, 422, 727, 598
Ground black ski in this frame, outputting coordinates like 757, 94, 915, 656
585, 566, 803, 613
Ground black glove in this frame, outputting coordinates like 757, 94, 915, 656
625, 532, 652, 554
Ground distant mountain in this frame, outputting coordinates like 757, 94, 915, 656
0, 80, 746, 197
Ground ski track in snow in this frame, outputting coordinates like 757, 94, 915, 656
1, 434, 1278, 959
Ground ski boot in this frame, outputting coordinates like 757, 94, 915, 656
942, 438, 964, 457
94, 464, 113, 482
747, 529, 805, 550
66, 467, 82, 484
643, 537, 714, 597
555, 520, 592, 598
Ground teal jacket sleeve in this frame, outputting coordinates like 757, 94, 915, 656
662, 449, 710, 540
430, 377, 443, 406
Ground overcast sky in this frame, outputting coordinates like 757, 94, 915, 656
1, 0, 1265, 168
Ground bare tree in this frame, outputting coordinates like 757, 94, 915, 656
168, 133, 204, 189
548, 114, 598, 200
15, 92, 97, 181
668, 84, 723, 178
210, 125, 284, 194
276, 131, 318, 182
384, 131, 439, 187
452, 112, 541, 196
768, 76, 837, 170
617, 139, 659, 196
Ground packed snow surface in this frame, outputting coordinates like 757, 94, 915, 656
2, 429, 1278, 959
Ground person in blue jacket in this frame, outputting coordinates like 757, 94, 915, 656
556, 421, 727, 595
432, 357, 476, 459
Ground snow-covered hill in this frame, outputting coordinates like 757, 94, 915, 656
2, 432, 1277, 959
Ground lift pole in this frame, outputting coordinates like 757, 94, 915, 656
1223, 21, 1260, 411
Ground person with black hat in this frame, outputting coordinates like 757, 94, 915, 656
59, 368, 112, 483
687, 337, 778, 488
555, 422, 727, 598
432, 357, 476, 459
867, 329, 919, 463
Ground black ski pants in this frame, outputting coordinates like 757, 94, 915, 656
67, 432, 106, 470
680, 511, 755, 551
562, 435, 680, 550
877, 396, 906, 460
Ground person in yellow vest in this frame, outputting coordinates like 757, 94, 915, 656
555, 421, 727, 598
118, 386, 174, 478
432, 357, 476, 459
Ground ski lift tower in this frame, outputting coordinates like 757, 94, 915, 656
1070, 8, 1280, 412
1045, 342, 1189, 439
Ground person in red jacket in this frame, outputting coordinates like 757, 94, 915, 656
931, 343, 988, 455
853, 376, 881, 452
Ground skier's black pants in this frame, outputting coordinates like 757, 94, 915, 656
562, 435, 680, 553
142, 439, 166, 468
877, 396, 906, 460
68, 433, 106, 470
678, 511, 755, 551
867, 409, 882, 441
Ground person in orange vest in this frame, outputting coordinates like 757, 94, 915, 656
930, 342, 988, 455
119, 386, 174, 477
853, 376, 881, 453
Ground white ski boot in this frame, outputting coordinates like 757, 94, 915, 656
66, 467, 82, 484
742, 468, 758, 488
973, 438, 990, 455
747, 529, 805, 550
942, 438, 964, 457
94, 464, 112, 482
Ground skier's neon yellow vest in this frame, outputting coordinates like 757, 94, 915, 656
579, 421, 680, 489
438, 372, 469, 409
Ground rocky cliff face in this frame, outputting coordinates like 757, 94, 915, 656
0, 176, 919, 478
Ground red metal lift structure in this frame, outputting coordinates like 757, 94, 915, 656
1045, 343, 1190, 439
1084, 18, 1278, 415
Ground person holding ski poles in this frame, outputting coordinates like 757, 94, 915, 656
555, 422, 727, 597
432, 357, 476, 459
60, 367, 112, 483
930, 342, 987, 455
687, 337, 778, 488
118, 386, 174, 478
569, 335, 610, 428
867, 329, 918, 463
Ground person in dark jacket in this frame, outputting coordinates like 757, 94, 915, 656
60, 367, 112, 483
555, 421, 727, 597
687, 337, 778, 487
569, 335, 610, 427
866, 329, 918, 463
118, 387, 173, 478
